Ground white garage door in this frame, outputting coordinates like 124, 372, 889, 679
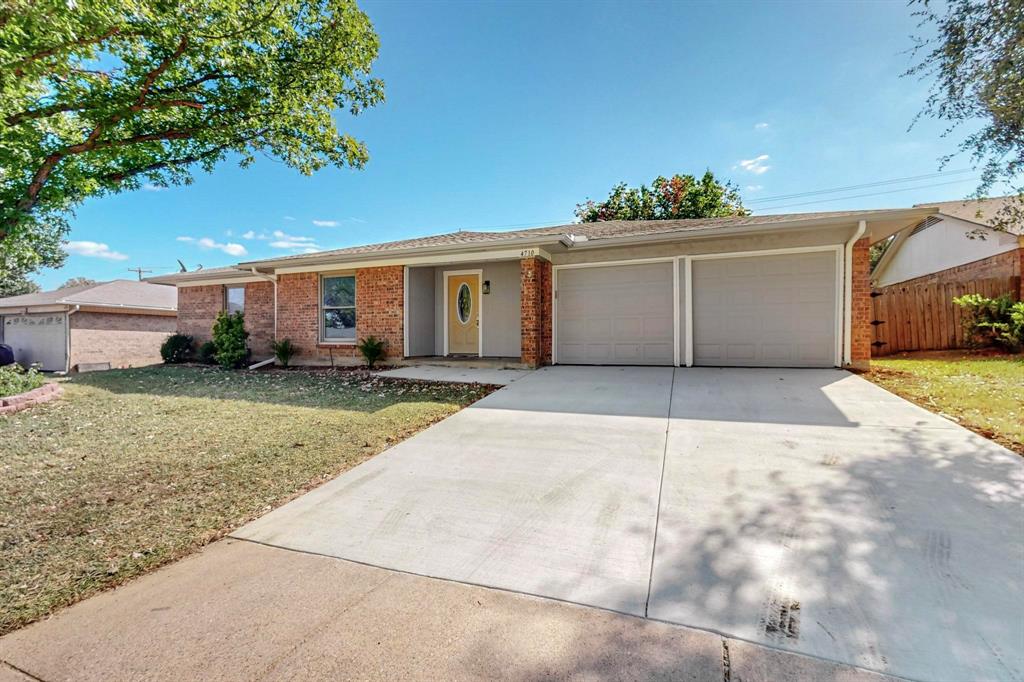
556, 262, 674, 365
2, 313, 67, 371
692, 251, 838, 368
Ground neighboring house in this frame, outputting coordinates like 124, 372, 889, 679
0, 280, 177, 372
150, 207, 937, 371
872, 196, 1024, 298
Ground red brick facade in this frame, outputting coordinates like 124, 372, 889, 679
850, 237, 872, 370
520, 257, 552, 368
275, 266, 404, 365
70, 310, 177, 370
244, 280, 275, 356
176, 285, 223, 344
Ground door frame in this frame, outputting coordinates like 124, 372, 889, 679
442, 269, 483, 357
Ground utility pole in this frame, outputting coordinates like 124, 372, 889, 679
127, 267, 153, 281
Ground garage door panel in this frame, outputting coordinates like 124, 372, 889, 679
3, 313, 67, 371
557, 262, 674, 366
692, 251, 837, 368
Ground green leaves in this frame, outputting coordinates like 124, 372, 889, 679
574, 171, 748, 222
0, 0, 385, 245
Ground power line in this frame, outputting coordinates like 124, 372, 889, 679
750, 177, 978, 212
745, 168, 975, 204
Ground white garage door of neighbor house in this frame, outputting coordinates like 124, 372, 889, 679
556, 262, 674, 365
3, 313, 67, 371
692, 251, 838, 368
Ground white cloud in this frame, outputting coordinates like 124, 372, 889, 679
142, 183, 165, 191
746, 184, 764, 191
283, 216, 296, 221
66, 240, 129, 261
270, 230, 320, 251
312, 219, 338, 227
736, 154, 771, 175
754, 122, 769, 130
242, 230, 256, 239
177, 235, 247, 256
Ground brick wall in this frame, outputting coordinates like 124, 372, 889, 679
69, 311, 177, 370
176, 285, 222, 344
850, 237, 872, 370
276, 266, 404, 365
520, 257, 552, 368
244, 280, 275, 356
882, 247, 1023, 291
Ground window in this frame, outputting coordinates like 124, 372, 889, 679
456, 282, 472, 323
321, 275, 356, 341
225, 286, 245, 314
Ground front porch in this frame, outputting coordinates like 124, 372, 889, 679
403, 256, 551, 368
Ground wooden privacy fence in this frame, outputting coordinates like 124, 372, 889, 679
871, 276, 1021, 356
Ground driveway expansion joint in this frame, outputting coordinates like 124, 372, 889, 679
2, 660, 47, 682
644, 366, 675, 618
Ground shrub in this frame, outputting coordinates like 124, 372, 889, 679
0, 364, 45, 398
953, 293, 1024, 352
160, 334, 193, 364
356, 335, 386, 369
197, 340, 218, 365
211, 311, 250, 369
271, 338, 298, 367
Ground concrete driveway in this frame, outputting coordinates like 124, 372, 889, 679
235, 366, 1023, 682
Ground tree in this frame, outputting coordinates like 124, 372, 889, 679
59, 276, 97, 289
0, 267, 41, 297
906, 0, 1024, 227
575, 171, 748, 222
0, 0, 385, 249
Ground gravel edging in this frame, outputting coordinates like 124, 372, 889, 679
0, 382, 63, 415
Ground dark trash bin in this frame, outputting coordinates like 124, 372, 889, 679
0, 344, 14, 367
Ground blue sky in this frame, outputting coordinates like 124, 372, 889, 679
40, 0, 990, 288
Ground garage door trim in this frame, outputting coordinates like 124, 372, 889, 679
552, 257, 678, 366
552, 245, 844, 368
685, 245, 843, 368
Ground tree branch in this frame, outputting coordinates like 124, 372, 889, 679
10, 26, 124, 77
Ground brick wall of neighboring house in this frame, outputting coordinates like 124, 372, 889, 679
244, 280, 275, 357
69, 310, 177, 370
520, 257, 552, 368
276, 266, 404, 365
850, 237, 872, 370
176, 285, 223, 344
882, 247, 1023, 294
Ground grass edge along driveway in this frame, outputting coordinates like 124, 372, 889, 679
867, 350, 1024, 455
0, 365, 496, 636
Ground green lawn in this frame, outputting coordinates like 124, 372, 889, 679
868, 351, 1024, 454
0, 366, 495, 635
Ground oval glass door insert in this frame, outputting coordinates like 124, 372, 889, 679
456, 282, 472, 324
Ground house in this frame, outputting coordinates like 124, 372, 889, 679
0, 280, 177, 372
872, 196, 1024, 297
150, 208, 938, 371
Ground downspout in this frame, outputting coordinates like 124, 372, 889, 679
843, 220, 867, 366
249, 268, 278, 341
65, 305, 80, 373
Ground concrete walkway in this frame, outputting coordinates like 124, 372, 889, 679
376, 365, 532, 385
233, 366, 1023, 681
0, 540, 899, 682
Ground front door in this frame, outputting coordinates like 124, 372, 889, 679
447, 273, 480, 355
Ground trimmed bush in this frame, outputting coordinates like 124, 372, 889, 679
197, 340, 218, 365
271, 338, 297, 367
160, 334, 193, 364
211, 311, 250, 369
0, 364, 45, 398
356, 335, 386, 369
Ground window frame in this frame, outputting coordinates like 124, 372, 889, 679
224, 285, 245, 315
319, 273, 357, 344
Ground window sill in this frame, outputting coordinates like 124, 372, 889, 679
317, 341, 356, 348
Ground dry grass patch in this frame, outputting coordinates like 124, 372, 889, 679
0, 365, 495, 635
867, 350, 1024, 454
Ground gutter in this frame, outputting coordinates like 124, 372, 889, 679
843, 220, 867, 366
